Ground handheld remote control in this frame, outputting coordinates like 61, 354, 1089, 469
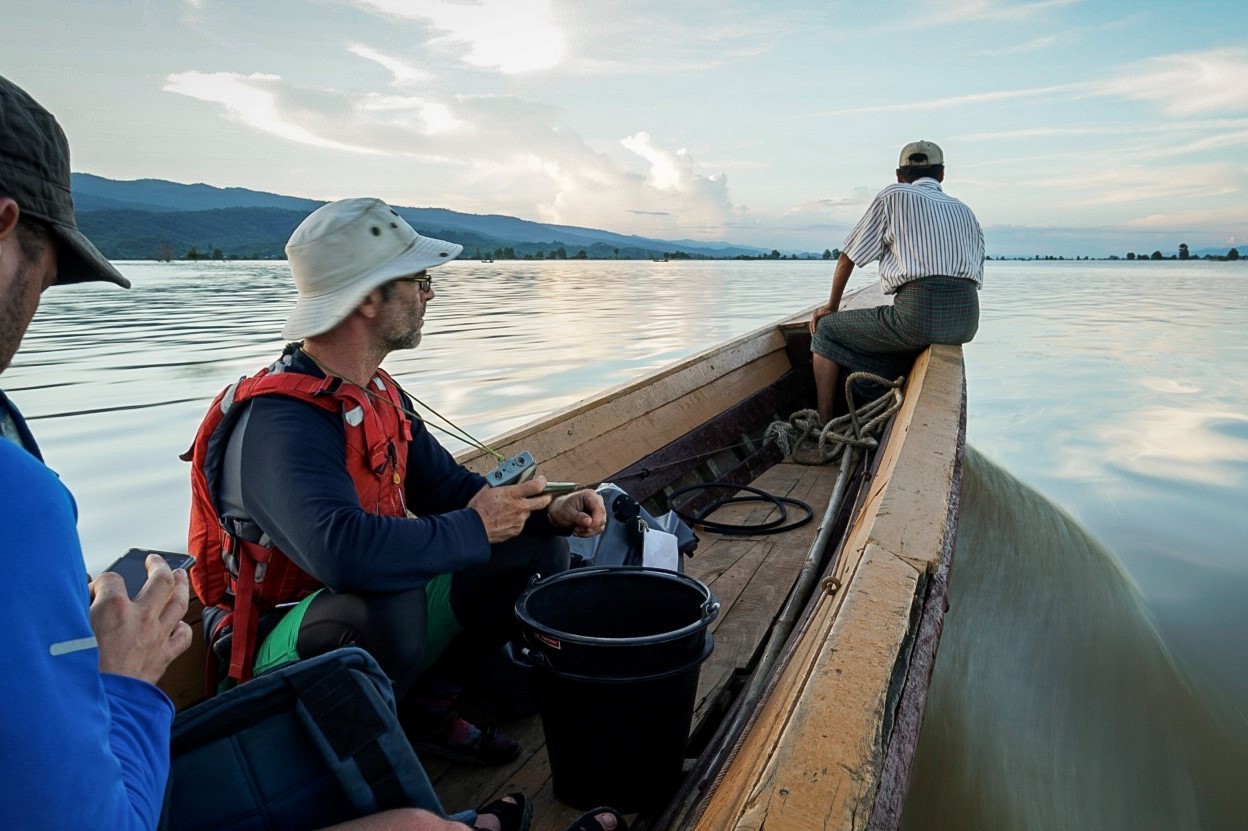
485, 451, 537, 487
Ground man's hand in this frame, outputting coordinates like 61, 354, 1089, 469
469, 477, 554, 543
548, 488, 608, 538
89, 554, 192, 685
809, 304, 835, 337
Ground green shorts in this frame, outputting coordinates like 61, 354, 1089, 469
252, 573, 462, 677
812, 275, 980, 379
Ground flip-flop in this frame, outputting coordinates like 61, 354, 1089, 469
474, 792, 533, 831
561, 806, 629, 831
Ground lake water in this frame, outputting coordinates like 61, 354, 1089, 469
8, 258, 1248, 828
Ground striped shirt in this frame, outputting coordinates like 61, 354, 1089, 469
841, 178, 984, 294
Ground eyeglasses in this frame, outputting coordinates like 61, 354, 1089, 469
394, 274, 432, 292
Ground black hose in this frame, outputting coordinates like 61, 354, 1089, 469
667, 482, 814, 536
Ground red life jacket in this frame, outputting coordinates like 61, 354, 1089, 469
183, 362, 411, 684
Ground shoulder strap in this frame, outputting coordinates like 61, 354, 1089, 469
166, 648, 445, 828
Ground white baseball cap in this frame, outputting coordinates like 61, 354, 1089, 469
898, 140, 944, 168
282, 197, 462, 340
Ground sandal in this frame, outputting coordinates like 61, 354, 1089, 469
474, 792, 532, 831
562, 806, 629, 831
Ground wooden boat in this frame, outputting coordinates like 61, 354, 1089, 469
159, 284, 967, 830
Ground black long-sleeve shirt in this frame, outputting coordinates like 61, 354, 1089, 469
227, 355, 492, 593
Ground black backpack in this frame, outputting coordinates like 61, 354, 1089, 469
161, 648, 448, 831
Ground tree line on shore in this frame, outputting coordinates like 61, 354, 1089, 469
985, 245, 1240, 262
171, 242, 1242, 264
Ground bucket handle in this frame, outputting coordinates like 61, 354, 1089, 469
519, 644, 552, 671
702, 599, 720, 621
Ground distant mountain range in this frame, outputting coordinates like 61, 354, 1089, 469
71, 174, 769, 261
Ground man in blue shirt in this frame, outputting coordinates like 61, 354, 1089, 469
0, 73, 194, 831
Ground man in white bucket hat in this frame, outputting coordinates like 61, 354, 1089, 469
185, 198, 606, 768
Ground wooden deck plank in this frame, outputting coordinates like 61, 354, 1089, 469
683, 460, 842, 722
688, 538, 778, 720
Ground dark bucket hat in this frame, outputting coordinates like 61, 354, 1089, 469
0, 75, 128, 288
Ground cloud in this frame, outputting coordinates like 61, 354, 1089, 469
163, 67, 742, 239
560, 6, 782, 76
821, 48, 1248, 121
822, 82, 1088, 116
1123, 205, 1248, 231
538, 131, 738, 235
345, 0, 566, 74
348, 44, 432, 86
960, 119, 1248, 142
1096, 48, 1248, 116
620, 132, 686, 191
162, 72, 380, 154
904, 0, 1083, 27
971, 34, 1060, 56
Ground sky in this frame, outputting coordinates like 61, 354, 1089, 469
4, 0, 1247, 256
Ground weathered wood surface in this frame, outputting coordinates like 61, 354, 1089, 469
687, 345, 966, 831
684, 459, 841, 726
867, 350, 966, 831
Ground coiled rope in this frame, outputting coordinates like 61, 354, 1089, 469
765, 371, 906, 465
665, 372, 905, 536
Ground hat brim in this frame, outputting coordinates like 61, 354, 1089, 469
50, 221, 130, 288
281, 232, 461, 340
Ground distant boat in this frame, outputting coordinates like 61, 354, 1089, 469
480, 258, 495, 263
652, 257, 669, 262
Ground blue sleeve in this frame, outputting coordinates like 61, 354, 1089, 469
237, 396, 492, 593
0, 442, 173, 831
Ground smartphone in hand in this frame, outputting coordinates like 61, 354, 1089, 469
103, 548, 195, 600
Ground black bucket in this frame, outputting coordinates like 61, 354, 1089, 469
515, 566, 719, 812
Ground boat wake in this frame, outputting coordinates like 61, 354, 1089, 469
902, 447, 1248, 831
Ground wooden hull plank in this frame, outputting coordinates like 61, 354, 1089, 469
688, 345, 965, 831
738, 543, 920, 831
865, 346, 965, 572
609, 370, 803, 504
456, 328, 792, 482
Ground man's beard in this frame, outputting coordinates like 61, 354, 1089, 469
0, 256, 36, 373
387, 329, 423, 351
381, 313, 423, 352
